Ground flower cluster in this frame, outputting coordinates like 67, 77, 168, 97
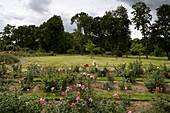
112, 94, 119, 98
40, 98, 45, 104
84, 64, 89, 68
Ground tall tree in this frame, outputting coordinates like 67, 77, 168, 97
114, 6, 131, 57
40, 15, 64, 53
91, 17, 104, 55
1, 24, 15, 45
101, 11, 119, 56
71, 12, 93, 55
12, 25, 39, 50
155, 4, 170, 60
131, 2, 152, 59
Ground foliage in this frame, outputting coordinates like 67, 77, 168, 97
85, 40, 96, 58
41, 67, 76, 91
128, 60, 144, 77
131, 1, 152, 59
144, 70, 167, 92
102, 82, 112, 90
39, 15, 64, 53
0, 53, 19, 64
155, 4, 170, 60
130, 43, 145, 60
0, 91, 43, 113
118, 80, 132, 90
98, 67, 108, 77
107, 75, 114, 84
151, 90, 170, 112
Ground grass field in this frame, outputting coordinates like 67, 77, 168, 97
21, 54, 170, 67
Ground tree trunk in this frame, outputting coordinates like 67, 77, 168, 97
81, 46, 83, 56
146, 51, 148, 59
126, 53, 128, 58
166, 51, 170, 60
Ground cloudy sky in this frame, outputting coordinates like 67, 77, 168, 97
0, 0, 169, 39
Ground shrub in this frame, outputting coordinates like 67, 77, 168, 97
0, 53, 19, 64
107, 75, 114, 84
128, 60, 144, 77
151, 90, 170, 112
160, 64, 170, 79
144, 70, 167, 92
102, 82, 112, 90
0, 91, 43, 113
98, 67, 108, 77
67, 49, 76, 54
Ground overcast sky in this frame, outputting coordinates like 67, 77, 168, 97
0, 0, 169, 39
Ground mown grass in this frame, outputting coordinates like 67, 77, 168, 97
23, 92, 170, 101
21, 54, 170, 68
12, 77, 170, 83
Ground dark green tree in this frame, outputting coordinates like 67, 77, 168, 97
12, 25, 39, 50
155, 4, 170, 60
39, 15, 64, 53
1, 24, 15, 45
101, 11, 119, 56
131, 2, 152, 59
114, 6, 131, 57
91, 17, 104, 55
71, 12, 93, 55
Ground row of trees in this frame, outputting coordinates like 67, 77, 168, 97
0, 2, 169, 59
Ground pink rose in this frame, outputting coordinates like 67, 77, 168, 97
90, 76, 94, 78
76, 97, 80, 102
40, 98, 45, 104
77, 92, 80, 95
77, 84, 81, 87
81, 85, 85, 90
82, 104, 85, 106
89, 98, 93, 102
61, 92, 65, 96
112, 94, 119, 98
128, 111, 132, 113
82, 73, 86, 76
72, 103, 75, 106
60, 98, 63, 101
51, 87, 55, 91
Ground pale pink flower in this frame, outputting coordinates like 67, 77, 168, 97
77, 92, 80, 95
82, 73, 86, 75
61, 92, 65, 96
87, 74, 91, 76
128, 111, 132, 113
40, 98, 45, 104
1, 72, 3, 75
60, 98, 63, 101
66, 87, 72, 92
81, 85, 85, 89
76, 97, 80, 102
72, 103, 75, 106
51, 87, 55, 91
77, 84, 81, 87
89, 98, 93, 102
112, 94, 119, 98
82, 104, 85, 106
90, 75, 94, 79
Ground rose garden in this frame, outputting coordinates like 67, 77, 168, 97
0, 51, 170, 113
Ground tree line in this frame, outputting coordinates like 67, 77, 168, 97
0, 2, 169, 59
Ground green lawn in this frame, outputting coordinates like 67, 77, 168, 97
21, 54, 170, 67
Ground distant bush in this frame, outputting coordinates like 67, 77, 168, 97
0, 53, 19, 64
67, 49, 78, 54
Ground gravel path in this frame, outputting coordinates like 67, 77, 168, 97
19, 59, 29, 65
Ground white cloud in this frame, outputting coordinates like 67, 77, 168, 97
0, 0, 167, 39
